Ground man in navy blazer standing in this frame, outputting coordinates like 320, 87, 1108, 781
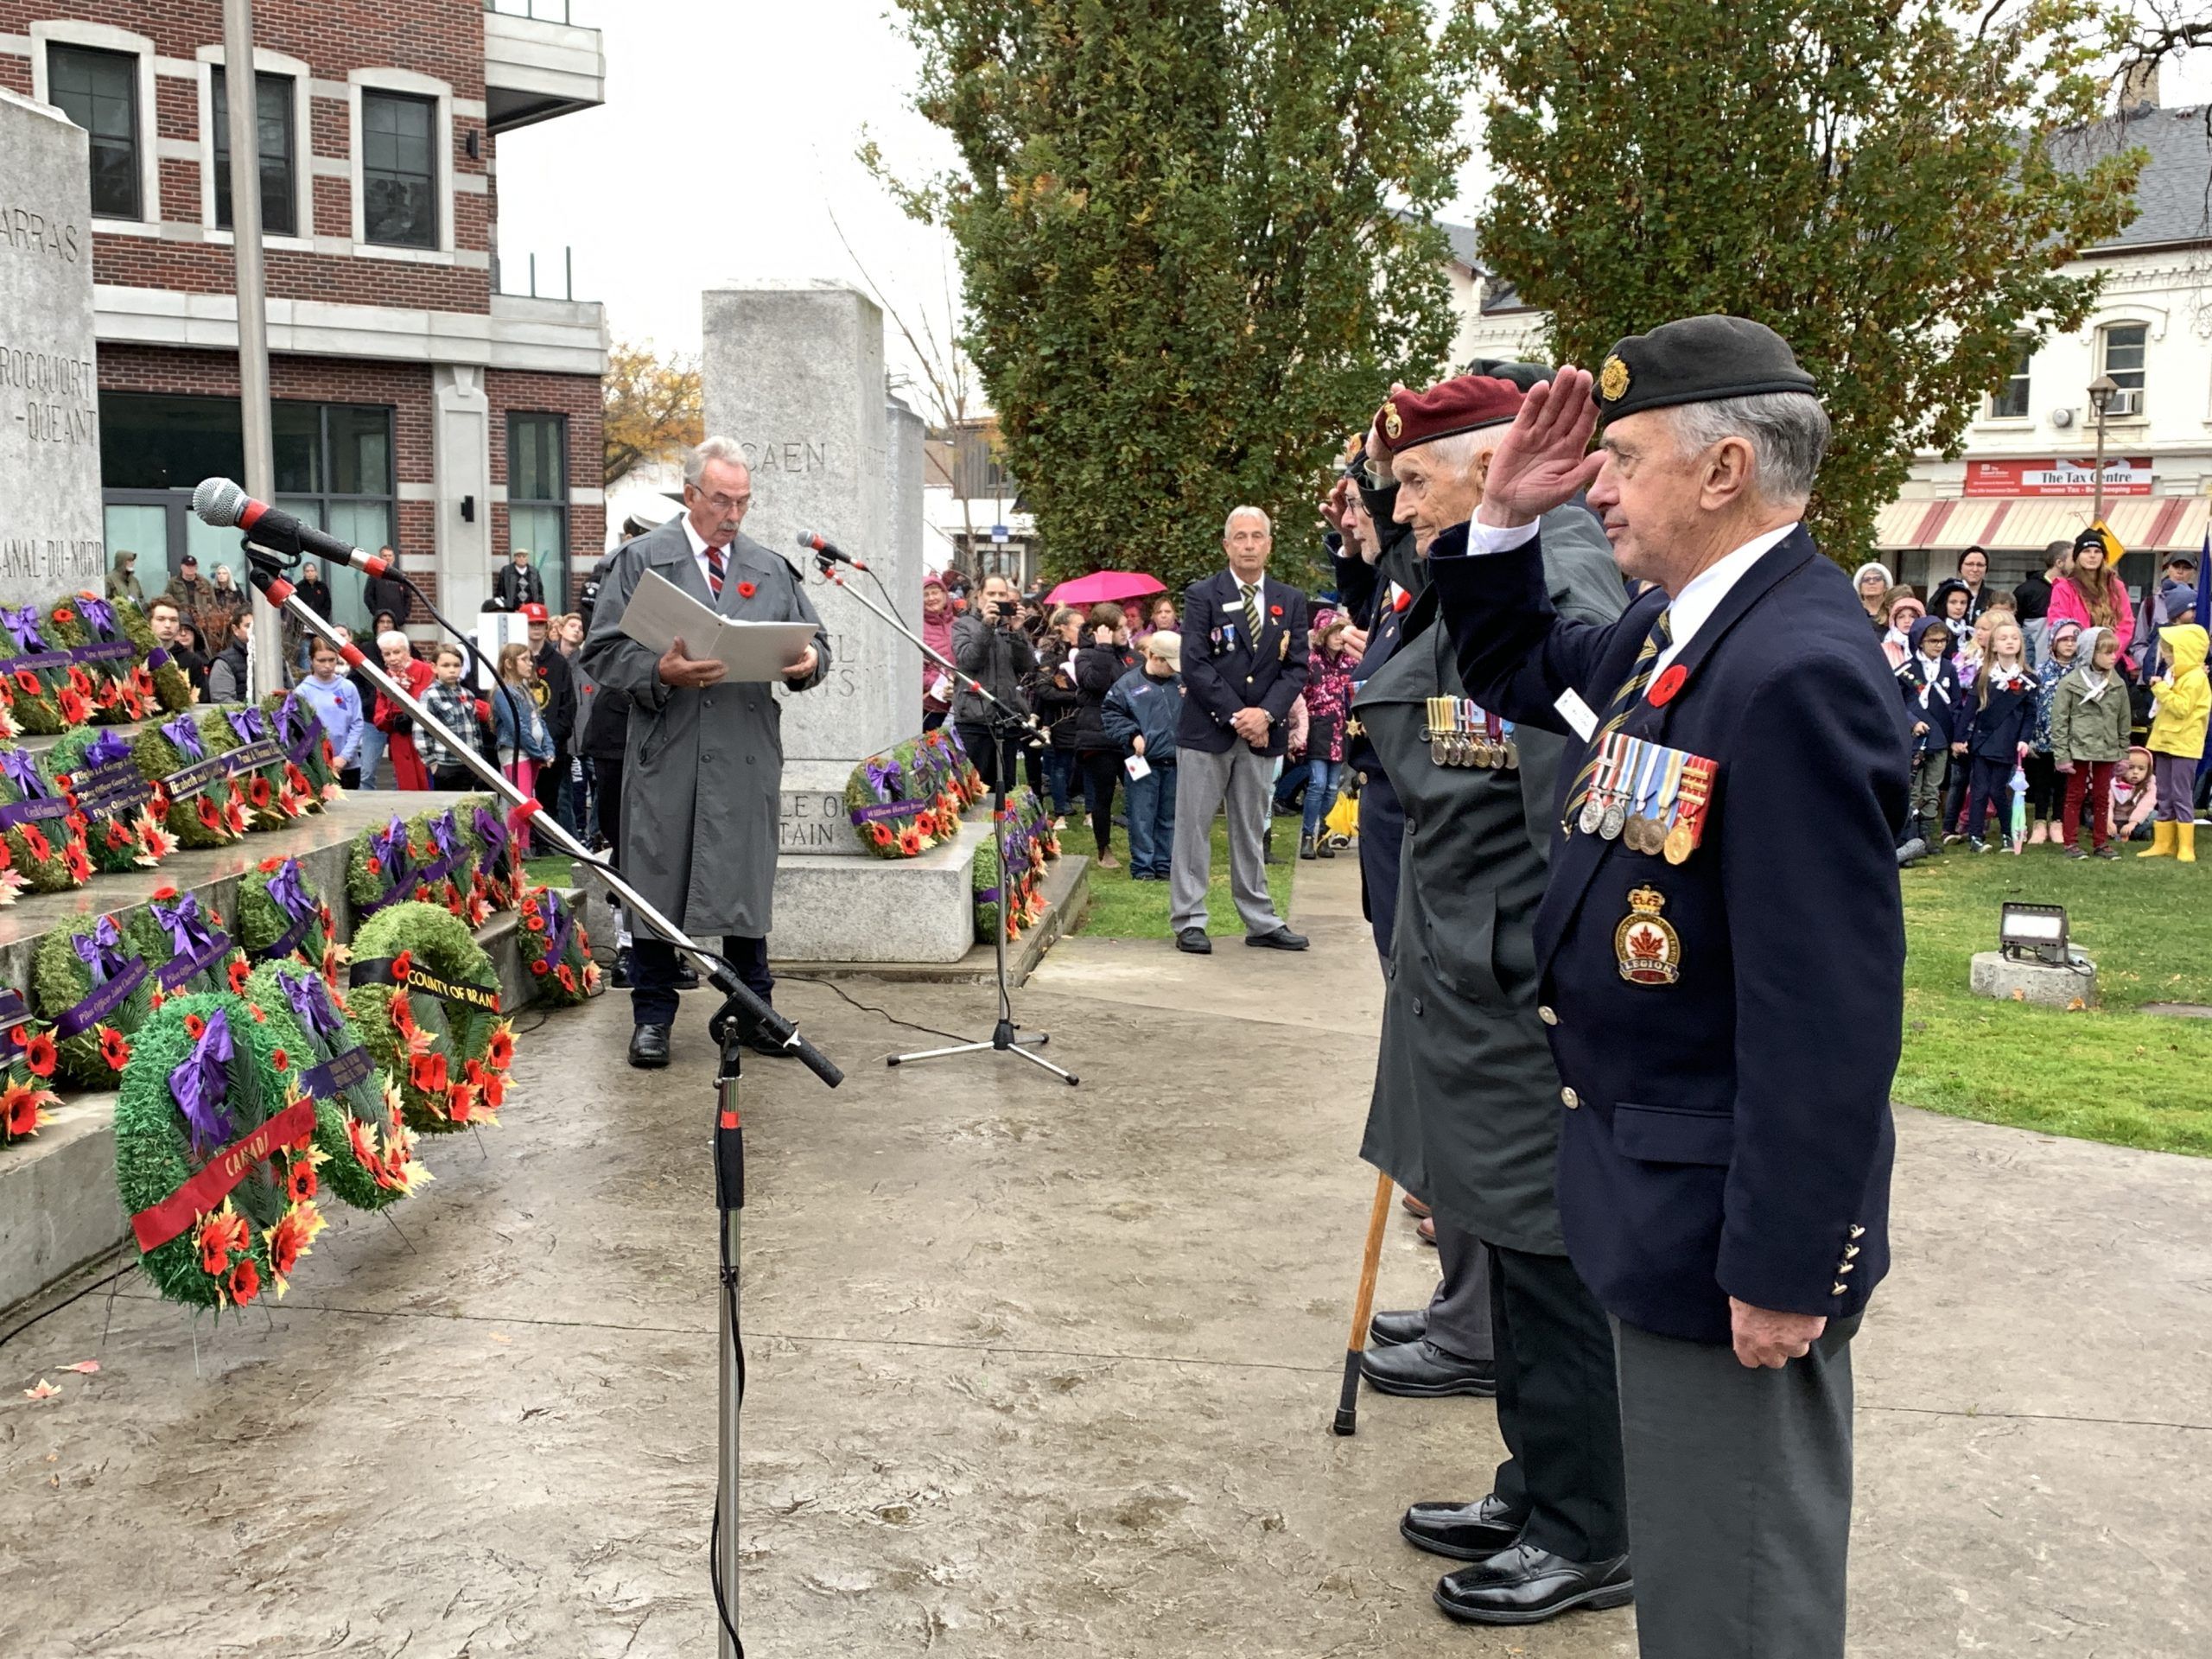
1427, 317, 1911, 1659
1168, 506, 1311, 955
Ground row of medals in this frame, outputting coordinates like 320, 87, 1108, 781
1580, 788, 1687, 859
1424, 697, 1519, 769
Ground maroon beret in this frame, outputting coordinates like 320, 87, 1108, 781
1373, 374, 1524, 454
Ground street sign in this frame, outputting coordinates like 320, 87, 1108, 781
990, 524, 1010, 543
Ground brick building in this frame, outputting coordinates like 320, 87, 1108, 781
0, 0, 608, 636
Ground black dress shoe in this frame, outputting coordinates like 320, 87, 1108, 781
1433, 1543, 1631, 1625
1367, 1308, 1427, 1348
1244, 926, 1308, 950
671, 966, 701, 990
1401, 1494, 1526, 1561
1360, 1338, 1496, 1398
1175, 927, 1213, 955
628, 1023, 671, 1070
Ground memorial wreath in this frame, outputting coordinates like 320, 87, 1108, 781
238, 854, 343, 986
0, 990, 60, 1148
30, 910, 164, 1089
42, 594, 155, 723
42, 725, 171, 874
264, 688, 345, 806
200, 704, 295, 831
515, 884, 599, 1005
134, 712, 249, 849
0, 742, 92, 893
246, 961, 425, 1212
345, 901, 513, 1135
0, 603, 86, 734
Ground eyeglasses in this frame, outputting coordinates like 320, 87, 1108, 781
690, 487, 751, 512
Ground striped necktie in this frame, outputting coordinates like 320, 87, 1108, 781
702, 542, 726, 601
1565, 606, 1673, 819
1240, 582, 1260, 639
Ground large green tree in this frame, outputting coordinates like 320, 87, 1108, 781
883, 1, 1473, 592
1468, 0, 2145, 562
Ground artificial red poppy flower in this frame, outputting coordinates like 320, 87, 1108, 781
1647, 664, 1688, 708
227, 958, 251, 994
737, 581, 757, 599
226, 1257, 261, 1306
524, 912, 544, 932
196, 797, 223, 830
410, 1051, 448, 1095
248, 777, 271, 809
529, 957, 549, 976
149, 987, 167, 1010
97, 1026, 130, 1071
391, 950, 413, 981
61, 841, 92, 882
57, 688, 92, 724
259, 856, 284, 874
22, 1031, 56, 1078
183, 1014, 207, 1040
51, 606, 75, 626
13, 671, 40, 696
447, 1084, 475, 1125
556, 963, 577, 994
20, 823, 50, 861
265, 1215, 302, 1278
486, 1028, 514, 1071
104, 821, 130, 849
271, 1047, 289, 1072
223, 800, 247, 835
199, 1230, 232, 1278
247, 1002, 265, 1023
287, 1160, 317, 1205
365, 855, 382, 874
153, 884, 179, 902
5, 1089, 40, 1138
1270, 604, 1283, 617
480, 1071, 506, 1109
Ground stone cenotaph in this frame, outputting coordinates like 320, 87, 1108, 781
702, 281, 978, 962
0, 90, 105, 613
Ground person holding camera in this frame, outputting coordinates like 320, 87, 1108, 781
952, 574, 1039, 793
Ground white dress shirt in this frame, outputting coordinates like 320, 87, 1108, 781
1464, 514, 1799, 675
680, 514, 729, 595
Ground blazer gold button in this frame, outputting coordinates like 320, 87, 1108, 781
1849, 1224, 1866, 1238
1838, 1261, 1854, 1274
1560, 1086, 1579, 1109
1539, 1006, 1559, 1026
1831, 1281, 1847, 1296
1843, 1243, 1859, 1260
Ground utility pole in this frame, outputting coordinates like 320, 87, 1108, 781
223, 0, 279, 698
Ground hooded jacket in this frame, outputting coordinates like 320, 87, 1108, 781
2147, 623, 2211, 760
2049, 628, 2132, 765
1897, 615, 1966, 752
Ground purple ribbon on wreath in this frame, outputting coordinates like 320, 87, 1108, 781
276, 966, 345, 1042
168, 1006, 236, 1154
75, 596, 119, 639
86, 729, 133, 770
0, 605, 46, 655
225, 705, 270, 749
251, 858, 322, 964
151, 892, 217, 962
278, 695, 319, 763
0, 747, 46, 799
359, 817, 414, 915
542, 890, 574, 965
417, 810, 462, 885
162, 714, 206, 761
472, 804, 510, 868
70, 915, 131, 983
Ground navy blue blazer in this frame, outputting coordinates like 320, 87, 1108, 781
1177, 570, 1310, 757
1430, 521, 1912, 1344
1897, 650, 1967, 753
1965, 674, 2035, 760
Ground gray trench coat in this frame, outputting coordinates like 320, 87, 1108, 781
1355, 508, 1621, 1254
578, 519, 830, 938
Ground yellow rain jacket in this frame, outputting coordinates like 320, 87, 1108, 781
2147, 623, 2210, 760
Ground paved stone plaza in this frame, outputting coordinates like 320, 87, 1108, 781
2, 858, 2208, 1656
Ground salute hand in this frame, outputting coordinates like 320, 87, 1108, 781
1478, 365, 1604, 528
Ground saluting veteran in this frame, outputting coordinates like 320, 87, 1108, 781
1428, 317, 1911, 1659
580, 435, 830, 1070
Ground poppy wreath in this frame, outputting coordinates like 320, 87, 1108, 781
515, 883, 600, 1006
245, 961, 426, 1212
346, 813, 423, 919
112, 991, 327, 1312
41, 725, 173, 874
199, 705, 294, 831
1, 994, 62, 1147
1006, 783, 1061, 861
103, 594, 196, 714
30, 910, 166, 1089
407, 804, 479, 920
42, 594, 152, 724
0, 742, 93, 894
343, 900, 512, 1135
132, 712, 249, 849
262, 688, 343, 808
0, 603, 79, 734
143, 883, 249, 1002
845, 737, 971, 861
238, 855, 343, 986
971, 837, 1039, 944
939, 723, 988, 805
456, 793, 521, 912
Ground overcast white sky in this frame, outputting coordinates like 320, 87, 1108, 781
494, 2, 2212, 393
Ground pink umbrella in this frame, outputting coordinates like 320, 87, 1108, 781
1046, 569, 1166, 607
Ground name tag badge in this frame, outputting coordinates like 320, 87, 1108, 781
1221, 595, 1243, 612
1555, 688, 1598, 741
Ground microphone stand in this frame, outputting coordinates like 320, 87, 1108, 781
806, 553, 1077, 1087
233, 537, 841, 1659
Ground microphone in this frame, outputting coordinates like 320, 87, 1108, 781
192, 478, 391, 576
794, 529, 864, 569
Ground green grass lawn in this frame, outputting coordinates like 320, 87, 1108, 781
1076, 810, 1299, 939
523, 854, 575, 891
1897, 846, 2212, 1156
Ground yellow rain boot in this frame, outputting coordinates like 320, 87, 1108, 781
2178, 822, 2197, 863
2139, 821, 2176, 858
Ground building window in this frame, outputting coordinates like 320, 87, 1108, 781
273, 403, 398, 631
1990, 338, 2031, 419
47, 45, 141, 219
361, 90, 437, 249
508, 413, 569, 604
212, 68, 297, 237
2101, 322, 2148, 411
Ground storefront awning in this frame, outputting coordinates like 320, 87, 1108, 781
1876, 496, 2212, 554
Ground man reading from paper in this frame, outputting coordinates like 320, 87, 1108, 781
581, 435, 830, 1071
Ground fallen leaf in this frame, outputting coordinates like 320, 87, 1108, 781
62, 1360, 99, 1375
2065, 998, 2086, 1012
2011, 988, 2027, 1001
22, 1379, 60, 1402
490, 1332, 512, 1344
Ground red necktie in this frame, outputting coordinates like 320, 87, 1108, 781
702, 542, 726, 600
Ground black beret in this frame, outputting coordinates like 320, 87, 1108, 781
1593, 315, 1817, 423
1464, 358, 1554, 391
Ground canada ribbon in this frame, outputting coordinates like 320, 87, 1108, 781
128, 1099, 315, 1254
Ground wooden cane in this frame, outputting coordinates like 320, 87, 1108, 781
1332, 1169, 1396, 1436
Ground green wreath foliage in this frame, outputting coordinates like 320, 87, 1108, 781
245, 962, 425, 1214
343, 900, 512, 1135
105, 594, 195, 713
113, 990, 324, 1313
238, 854, 341, 982
31, 909, 167, 1089
454, 793, 518, 912
42, 594, 152, 723
845, 734, 972, 860
263, 689, 341, 807
346, 812, 421, 917
41, 725, 166, 874
133, 713, 246, 849
200, 706, 291, 831
409, 804, 478, 919
2, 1010, 63, 1147
0, 742, 90, 892
0, 606, 74, 734
516, 884, 598, 1007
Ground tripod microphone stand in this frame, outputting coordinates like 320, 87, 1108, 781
802, 550, 1077, 1087
221, 519, 842, 1659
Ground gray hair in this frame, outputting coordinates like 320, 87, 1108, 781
1662, 391, 1829, 505
1402, 425, 1507, 477
1224, 505, 1271, 537
684, 435, 749, 488
376, 630, 411, 653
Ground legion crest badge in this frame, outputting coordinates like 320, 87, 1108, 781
1599, 355, 1631, 404
1382, 399, 1403, 440
1614, 886, 1681, 986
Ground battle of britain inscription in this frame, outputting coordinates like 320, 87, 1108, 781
779, 790, 859, 855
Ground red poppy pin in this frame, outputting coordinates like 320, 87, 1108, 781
737, 581, 757, 599
1269, 604, 1283, 618
1647, 664, 1688, 707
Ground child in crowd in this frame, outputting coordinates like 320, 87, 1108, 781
491, 643, 556, 849
1100, 631, 1183, 880
2050, 626, 2129, 859
1881, 591, 1925, 671
1296, 613, 1357, 861
2112, 746, 2158, 842
1930, 579, 1976, 651
294, 638, 365, 788
2138, 622, 2209, 861
417, 644, 489, 791
2024, 620, 2079, 844
1962, 619, 2034, 852
1898, 615, 1963, 849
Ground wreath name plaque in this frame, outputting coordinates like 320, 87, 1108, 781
348, 955, 501, 1014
